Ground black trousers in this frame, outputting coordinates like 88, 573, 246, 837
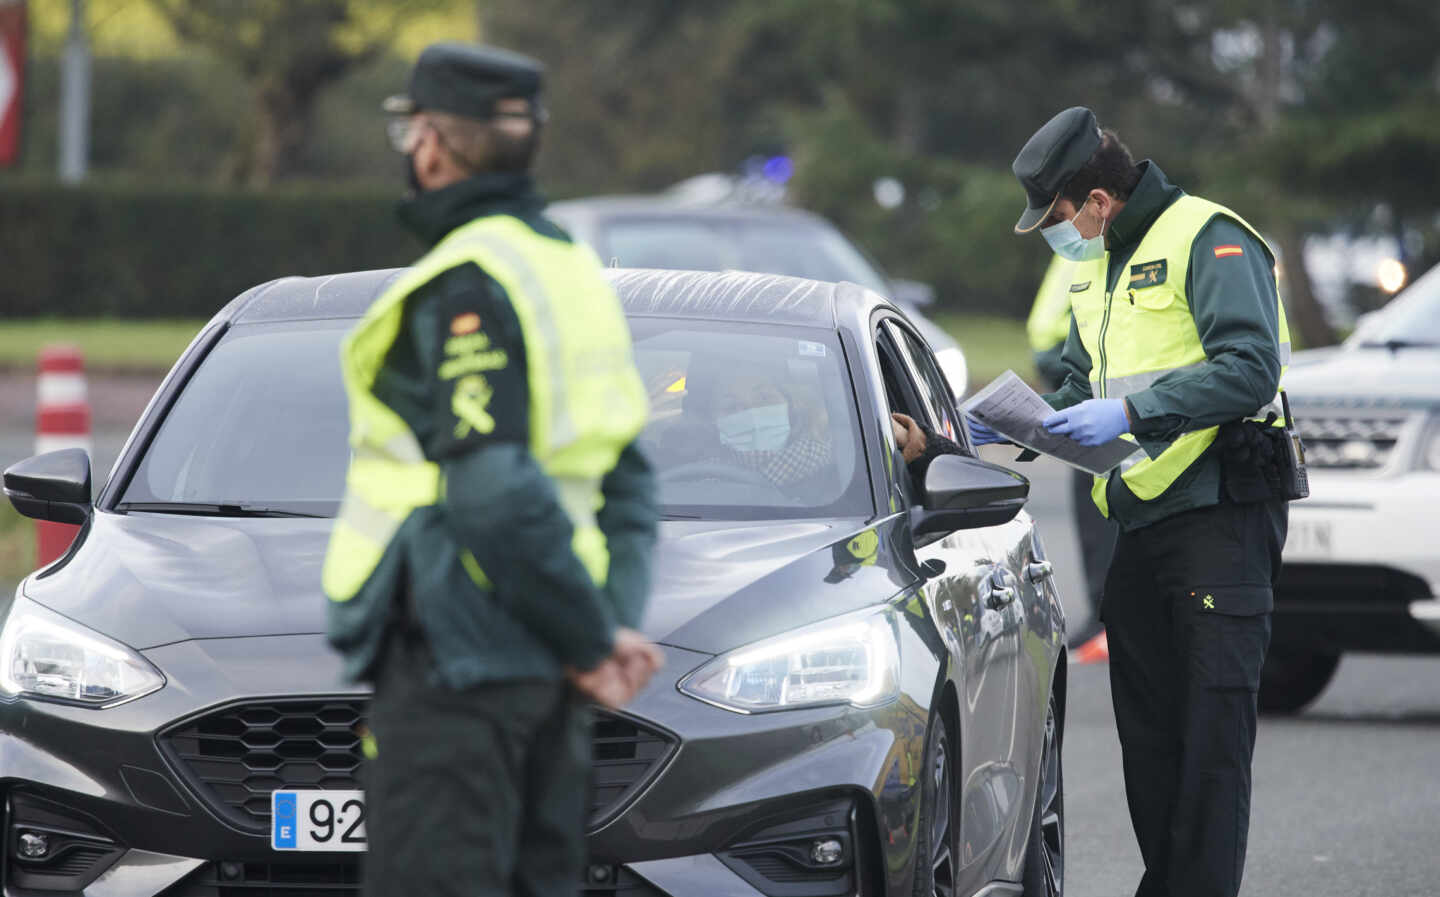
1101, 498, 1286, 897
364, 635, 589, 897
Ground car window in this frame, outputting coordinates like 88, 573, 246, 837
630, 317, 870, 519
603, 219, 737, 271
120, 321, 351, 515
884, 321, 971, 453
1366, 261, 1440, 345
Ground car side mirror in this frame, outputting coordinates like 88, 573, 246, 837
910, 454, 1028, 541
4, 449, 93, 525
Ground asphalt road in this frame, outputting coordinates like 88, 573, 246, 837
3, 381, 1438, 896
997, 451, 1440, 897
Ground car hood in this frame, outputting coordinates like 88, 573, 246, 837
1285, 347, 1440, 408
24, 511, 918, 657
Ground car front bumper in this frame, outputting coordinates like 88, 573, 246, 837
1, 635, 933, 897
1280, 471, 1440, 652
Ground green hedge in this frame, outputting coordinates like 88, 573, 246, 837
1, 182, 422, 318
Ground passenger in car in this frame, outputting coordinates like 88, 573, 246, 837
661, 360, 836, 493
892, 411, 963, 490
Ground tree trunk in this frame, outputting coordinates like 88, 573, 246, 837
1276, 227, 1337, 349
250, 77, 316, 186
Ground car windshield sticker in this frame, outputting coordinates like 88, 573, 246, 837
798, 340, 827, 357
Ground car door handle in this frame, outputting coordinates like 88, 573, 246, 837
1024, 561, 1054, 583
986, 584, 1016, 610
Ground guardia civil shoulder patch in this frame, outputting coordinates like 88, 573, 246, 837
450, 312, 482, 335
1213, 245, 1244, 258
1129, 259, 1167, 288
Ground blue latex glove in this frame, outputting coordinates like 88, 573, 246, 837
1043, 398, 1131, 446
965, 414, 1005, 446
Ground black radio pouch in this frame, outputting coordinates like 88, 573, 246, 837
1218, 393, 1309, 503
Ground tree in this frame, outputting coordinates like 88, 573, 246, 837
148, 0, 453, 185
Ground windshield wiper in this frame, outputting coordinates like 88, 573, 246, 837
115, 501, 326, 519
1359, 339, 1440, 352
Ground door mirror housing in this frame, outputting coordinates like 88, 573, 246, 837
910, 454, 1028, 541
4, 449, 93, 525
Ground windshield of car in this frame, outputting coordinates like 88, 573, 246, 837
630, 317, 870, 519
119, 321, 351, 517
1363, 261, 1440, 347
599, 216, 891, 294
119, 316, 870, 521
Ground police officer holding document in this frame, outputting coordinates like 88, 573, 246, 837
971, 107, 1305, 897
322, 42, 663, 897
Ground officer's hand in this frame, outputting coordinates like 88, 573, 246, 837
612, 628, 664, 695
1043, 398, 1130, 446
966, 414, 1006, 446
567, 659, 635, 709
891, 413, 927, 462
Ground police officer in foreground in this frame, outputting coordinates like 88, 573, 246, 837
976, 107, 1296, 897
1025, 253, 1116, 658
322, 42, 663, 896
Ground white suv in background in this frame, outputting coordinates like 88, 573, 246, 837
1267, 261, 1440, 712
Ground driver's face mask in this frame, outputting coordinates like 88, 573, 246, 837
717, 403, 791, 452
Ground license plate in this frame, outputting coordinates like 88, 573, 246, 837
272, 790, 366, 852
1289, 519, 1334, 557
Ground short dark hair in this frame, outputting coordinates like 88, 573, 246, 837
1060, 130, 1140, 206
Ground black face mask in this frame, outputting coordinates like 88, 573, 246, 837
404, 152, 423, 195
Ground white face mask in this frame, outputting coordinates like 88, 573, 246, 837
1041, 198, 1107, 262
717, 403, 791, 452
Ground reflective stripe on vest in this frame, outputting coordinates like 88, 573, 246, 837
1065, 195, 1292, 517
322, 215, 648, 602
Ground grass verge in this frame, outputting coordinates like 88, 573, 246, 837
0, 319, 206, 372
932, 312, 1034, 391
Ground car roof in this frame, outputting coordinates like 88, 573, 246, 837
226, 267, 883, 330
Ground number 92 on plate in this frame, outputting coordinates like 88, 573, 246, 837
272, 790, 366, 852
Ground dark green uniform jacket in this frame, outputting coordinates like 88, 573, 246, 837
333, 173, 658, 687
1045, 162, 1284, 531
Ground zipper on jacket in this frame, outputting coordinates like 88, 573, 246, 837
1097, 289, 1114, 397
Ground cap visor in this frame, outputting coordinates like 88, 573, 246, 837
382, 95, 417, 114
1013, 192, 1060, 234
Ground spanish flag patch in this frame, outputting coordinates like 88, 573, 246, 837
1213, 245, 1244, 258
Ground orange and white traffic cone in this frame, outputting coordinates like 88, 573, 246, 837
35, 344, 91, 567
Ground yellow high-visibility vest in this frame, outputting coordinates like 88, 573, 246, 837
322, 214, 648, 602
1026, 254, 1078, 354
1067, 196, 1291, 516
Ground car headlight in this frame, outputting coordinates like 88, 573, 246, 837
679, 606, 900, 713
0, 596, 165, 708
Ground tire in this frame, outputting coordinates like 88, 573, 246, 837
910, 711, 957, 897
1259, 647, 1340, 714
1021, 692, 1064, 897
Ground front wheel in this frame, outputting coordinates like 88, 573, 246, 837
911, 712, 957, 897
1259, 647, 1340, 714
1021, 692, 1064, 897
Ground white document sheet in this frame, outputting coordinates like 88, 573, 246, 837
961, 370, 1142, 476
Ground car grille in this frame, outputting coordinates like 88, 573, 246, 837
160, 698, 675, 834
1292, 412, 1412, 469
166, 860, 666, 897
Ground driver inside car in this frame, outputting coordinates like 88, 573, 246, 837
659, 358, 834, 495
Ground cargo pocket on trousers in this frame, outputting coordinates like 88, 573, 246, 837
1187, 586, 1272, 691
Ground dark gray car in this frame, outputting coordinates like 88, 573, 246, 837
1, 269, 1063, 897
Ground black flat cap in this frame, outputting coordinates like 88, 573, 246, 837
1012, 107, 1103, 233
383, 42, 543, 119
